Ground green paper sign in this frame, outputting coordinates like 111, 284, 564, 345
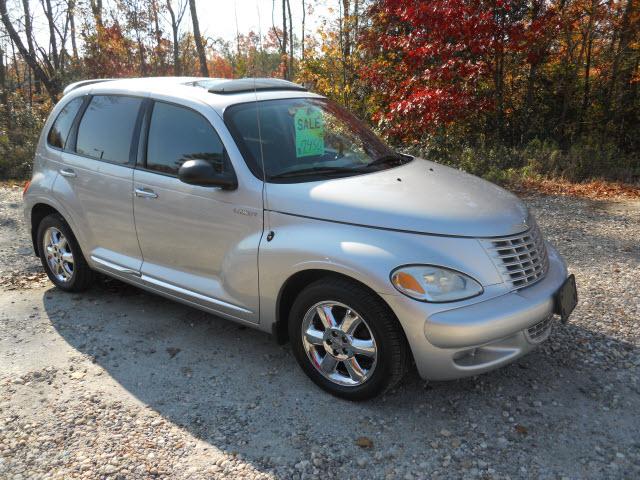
294, 107, 324, 157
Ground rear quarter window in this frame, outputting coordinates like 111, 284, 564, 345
75, 95, 142, 164
47, 97, 84, 149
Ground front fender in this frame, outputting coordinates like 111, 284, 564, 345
258, 211, 504, 332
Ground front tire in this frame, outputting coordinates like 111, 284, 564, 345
289, 278, 409, 400
37, 213, 94, 292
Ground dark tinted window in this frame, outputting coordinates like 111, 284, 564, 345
76, 95, 142, 163
47, 97, 84, 149
146, 102, 226, 175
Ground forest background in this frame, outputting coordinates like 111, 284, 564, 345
1, 0, 638, 186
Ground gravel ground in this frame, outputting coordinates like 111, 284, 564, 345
1, 184, 639, 479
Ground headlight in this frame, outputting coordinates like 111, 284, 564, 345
390, 265, 483, 302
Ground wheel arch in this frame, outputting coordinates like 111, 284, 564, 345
30, 203, 62, 256
273, 268, 407, 348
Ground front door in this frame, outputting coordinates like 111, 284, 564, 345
56, 94, 145, 273
132, 100, 262, 323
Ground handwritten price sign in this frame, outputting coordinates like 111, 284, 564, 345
294, 107, 324, 157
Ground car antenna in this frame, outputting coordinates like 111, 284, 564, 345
253, 73, 272, 235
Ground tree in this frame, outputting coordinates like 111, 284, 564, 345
286, 0, 293, 78
67, 0, 78, 59
83, 23, 137, 77
188, 0, 208, 76
301, 0, 306, 60
41, 0, 59, 70
0, 0, 60, 101
361, 0, 507, 139
165, 0, 188, 75
89, 0, 103, 28
281, 0, 288, 78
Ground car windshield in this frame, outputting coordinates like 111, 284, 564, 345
224, 98, 409, 182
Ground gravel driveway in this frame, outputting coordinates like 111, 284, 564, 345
1, 184, 639, 479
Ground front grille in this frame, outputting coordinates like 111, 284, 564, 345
482, 220, 549, 290
525, 315, 553, 343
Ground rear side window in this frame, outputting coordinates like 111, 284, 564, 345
76, 95, 142, 164
47, 97, 84, 149
146, 102, 227, 176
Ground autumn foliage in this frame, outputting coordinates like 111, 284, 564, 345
1, 0, 639, 183
362, 0, 498, 133
349, 0, 639, 181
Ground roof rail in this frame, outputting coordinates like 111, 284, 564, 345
201, 78, 307, 94
63, 78, 117, 96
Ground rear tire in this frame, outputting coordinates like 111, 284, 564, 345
289, 277, 409, 400
37, 213, 94, 292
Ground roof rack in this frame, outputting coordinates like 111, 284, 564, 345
63, 78, 117, 96
199, 78, 307, 94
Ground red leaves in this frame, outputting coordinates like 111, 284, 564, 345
361, 0, 558, 141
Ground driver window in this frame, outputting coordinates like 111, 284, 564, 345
146, 102, 227, 176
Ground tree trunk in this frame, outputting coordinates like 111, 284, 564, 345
286, 0, 293, 79
43, 0, 60, 69
301, 0, 305, 61
68, 0, 77, 59
581, 35, 593, 120
135, 17, 147, 76
338, 0, 350, 105
523, 0, 541, 116
354, 0, 359, 39
151, 0, 164, 73
166, 0, 181, 76
342, 0, 350, 57
90, 0, 103, 28
189, 0, 208, 76
271, 0, 282, 53
0, 43, 10, 131
22, 0, 35, 57
281, 0, 287, 79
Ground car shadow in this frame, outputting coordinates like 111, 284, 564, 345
43, 275, 639, 476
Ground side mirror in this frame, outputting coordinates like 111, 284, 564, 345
178, 159, 238, 190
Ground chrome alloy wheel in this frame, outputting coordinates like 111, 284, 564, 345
43, 227, 74, 283
301, 301, 377, 386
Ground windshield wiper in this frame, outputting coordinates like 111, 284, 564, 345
365, 154, 407, 169
269, 166, 360, 180
269, 155, 410, 180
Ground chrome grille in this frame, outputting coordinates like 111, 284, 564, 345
482, 221, 549, 290
525, 315, 553, 343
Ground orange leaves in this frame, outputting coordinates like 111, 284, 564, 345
511, 177, 640, 200
83, 24, 137, 78
208, 55, 234, 79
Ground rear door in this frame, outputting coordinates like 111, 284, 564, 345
54, 94, 145, 274
132, 99, 262, 323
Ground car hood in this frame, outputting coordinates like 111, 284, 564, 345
265, 158, 530, 237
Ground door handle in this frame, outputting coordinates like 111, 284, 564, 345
134, 187, 158, 199
59, 168, 76, 178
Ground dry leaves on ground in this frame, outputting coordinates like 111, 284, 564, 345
355, 436, 374, 448
0, 271, 49, 290
510, 177, 640, 200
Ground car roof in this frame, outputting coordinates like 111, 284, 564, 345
63, 77, 324, 115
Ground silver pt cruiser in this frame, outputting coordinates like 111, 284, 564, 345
24, 77, 577, 400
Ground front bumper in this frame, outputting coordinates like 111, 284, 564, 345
381, 244, 568, 381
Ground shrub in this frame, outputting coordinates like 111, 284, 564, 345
0, 94, 49, 180
404, 135, 639, 183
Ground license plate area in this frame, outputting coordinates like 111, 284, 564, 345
554, 274, 577, 322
